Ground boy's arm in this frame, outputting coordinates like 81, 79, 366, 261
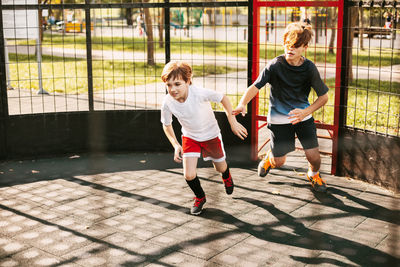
220, 95, 248, 140
288, 92, 329, 125
162, 124, 183, 163
232, 85, 260, 116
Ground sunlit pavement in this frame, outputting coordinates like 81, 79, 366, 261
0, 151, 398, 266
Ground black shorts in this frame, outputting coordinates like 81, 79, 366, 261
267, 117, 318, 157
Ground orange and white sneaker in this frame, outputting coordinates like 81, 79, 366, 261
306, 171, 327, 192
258, 151, 272, 177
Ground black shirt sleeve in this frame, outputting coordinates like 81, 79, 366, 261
253, 65, 271, 89
310, 63, 329, 96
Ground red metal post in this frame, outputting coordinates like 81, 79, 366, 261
251, 1, 260, 161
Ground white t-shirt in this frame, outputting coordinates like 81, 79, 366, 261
161, 85, 223, 142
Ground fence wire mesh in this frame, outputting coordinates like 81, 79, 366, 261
3, 1, 248, 115
345, 1, 400, 137
1, 0, 399, 137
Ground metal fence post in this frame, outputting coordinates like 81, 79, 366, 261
336, 0, 351, 176
0, 3, 9, 159
85, 0, 94, 111
165, 0, 170, 64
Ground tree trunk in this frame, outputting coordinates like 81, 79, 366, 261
347, 7, 359, 82
329, 8, 337, 54
159, 8, 164, 48
144, 8, 155, 65
126, 8, 133, 26
39, 9, 43, 41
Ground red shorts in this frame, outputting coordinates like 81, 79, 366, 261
182, 134, 226, 162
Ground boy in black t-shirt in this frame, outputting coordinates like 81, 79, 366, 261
233, 21, 329, 192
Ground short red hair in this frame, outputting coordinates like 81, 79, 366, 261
161, 61, 192, 84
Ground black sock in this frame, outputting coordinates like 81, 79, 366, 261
222, 166, 230, 179
186, 177, 205, 199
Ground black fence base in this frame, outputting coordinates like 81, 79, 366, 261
337, 128, 400, 193
4, 110, 252, 164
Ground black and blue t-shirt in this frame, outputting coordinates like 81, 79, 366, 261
253, 55, 329, 124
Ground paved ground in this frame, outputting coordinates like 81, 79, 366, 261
0, 151, 398, 266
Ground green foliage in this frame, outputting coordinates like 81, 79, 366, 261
39, 33, 400, 67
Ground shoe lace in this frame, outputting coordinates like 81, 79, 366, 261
313, 173, 326, 185
263, 151, 274, 169
263, 159, 271, 170
223, 175, 233, 187
193, 197, 204, 207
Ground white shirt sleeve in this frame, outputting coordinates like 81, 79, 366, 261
160, 101, 173, 126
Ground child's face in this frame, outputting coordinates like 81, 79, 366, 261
166, 76, 190, 103
284, 43, 308, 64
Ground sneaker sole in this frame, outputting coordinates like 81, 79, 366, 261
225, 185, 234, 195
190, 210, 203, 215
307, 175, 327, 192
257, 161, 265, 177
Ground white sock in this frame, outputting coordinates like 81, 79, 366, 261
308, 170, 319, 177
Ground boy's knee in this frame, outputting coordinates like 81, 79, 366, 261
213, 161, 227, 173
184, 171, 197, 181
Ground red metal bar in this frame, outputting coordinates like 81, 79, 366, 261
257, 122, 268, 130
251, 4, 260, 161
254, 1, 340, 8
315, 122, 336, 130
255, 115, 267, 121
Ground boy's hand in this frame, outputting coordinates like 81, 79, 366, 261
289, 108, 307, 124
173, 145, 183, 163
230, 120, 248, 140
232, 104, 247, 116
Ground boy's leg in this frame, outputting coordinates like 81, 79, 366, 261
213, 160, 234, 195
199, 135, 233, 195
304, 147, 321, 172
304, 147, 327, 192
296, 118, 327, 192
259, 123, 294, 177
183, 153, 206, 215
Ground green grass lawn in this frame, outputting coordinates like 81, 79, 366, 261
8, 53, 243, 94
11, 33, 399, 67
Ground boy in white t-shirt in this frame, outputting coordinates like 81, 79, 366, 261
160, 61, 248, 215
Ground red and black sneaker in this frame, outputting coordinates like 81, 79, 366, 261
190, 196, 206, 215
222, 174, 234, 195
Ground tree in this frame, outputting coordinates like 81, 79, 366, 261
125, 9, 134, 26
346, 7, 359, 81
143, 7, 155, 65
121, 0, 155, 65
158, 8, 164, 48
